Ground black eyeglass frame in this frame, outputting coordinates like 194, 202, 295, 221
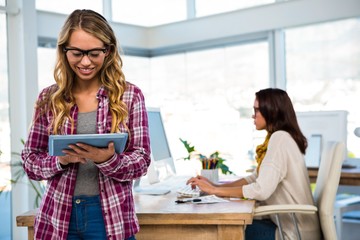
63, 47, 108, 57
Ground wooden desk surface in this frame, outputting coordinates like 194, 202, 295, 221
17, 192, 255, 240
135, 193, 254, 224
308, 167, 360, 186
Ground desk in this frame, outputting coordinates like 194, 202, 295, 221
308, 167, 360, 186
17, 193, 255, 240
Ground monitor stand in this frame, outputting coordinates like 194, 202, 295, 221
133, 160, 171, 195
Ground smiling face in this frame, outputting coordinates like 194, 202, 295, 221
252, 98, 267, 130
65, 29, 108, 83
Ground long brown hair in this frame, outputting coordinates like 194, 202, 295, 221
36, 9, 128, 134
255, 88, 307, 154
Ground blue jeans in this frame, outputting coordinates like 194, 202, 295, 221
245, 219, 276, 240
67, 195, 107, 240
67, 195, 136, 240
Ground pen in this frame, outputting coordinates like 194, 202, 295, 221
175, 199, 202, 204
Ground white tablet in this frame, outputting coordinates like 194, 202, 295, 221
48, 133, 128, 156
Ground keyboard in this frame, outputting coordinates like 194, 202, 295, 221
176, 185, 200, 198
134, 175, 193, 196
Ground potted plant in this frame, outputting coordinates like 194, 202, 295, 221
179, 138, 233, 181
0, 140, 45, 208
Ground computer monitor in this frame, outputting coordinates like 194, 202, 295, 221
146, 107, 176, 180
133, 107, 176, 193
296, 110, 348, 167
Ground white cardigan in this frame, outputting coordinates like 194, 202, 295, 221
243, 131, 322, 240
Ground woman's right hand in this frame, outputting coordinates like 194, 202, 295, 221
58, 155, 86, 166
189, 175, 214, 185
186, 175, 216, 195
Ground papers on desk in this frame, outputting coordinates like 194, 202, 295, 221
176, 195, 230, 204
196, 195, 230, 204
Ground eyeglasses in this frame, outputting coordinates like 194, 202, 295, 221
253, 107, 260, 115
63, 47, 108, 61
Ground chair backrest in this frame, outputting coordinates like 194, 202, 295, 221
313, 141, 345, 240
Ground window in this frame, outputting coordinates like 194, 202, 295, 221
285, 18, 360, 158
112, 0, 186, 26
36, 0, 102, 14
37, 47, 56, 90
0, 12, 11, 240
125, 42, 269, 175
196, 0, 275, 17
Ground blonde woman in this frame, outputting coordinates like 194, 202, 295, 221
21, 9, 150, 240
187, 88, 321, 239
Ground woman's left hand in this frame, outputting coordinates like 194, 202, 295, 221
62, 142, 115, 164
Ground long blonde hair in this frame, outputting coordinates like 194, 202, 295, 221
36, 9, 128, 134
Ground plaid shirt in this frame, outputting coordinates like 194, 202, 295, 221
21, 83, 151, 240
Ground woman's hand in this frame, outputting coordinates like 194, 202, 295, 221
187, 175, 216, 195
58, 155, 87, 166
61, 142, 116, 164
187, 175, 214, 185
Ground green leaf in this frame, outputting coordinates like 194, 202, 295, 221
179, 138, 195, 153
219, 163, 233, 175
179, 138, 196, 160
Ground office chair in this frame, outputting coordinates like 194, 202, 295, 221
254, 141, 345, 240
